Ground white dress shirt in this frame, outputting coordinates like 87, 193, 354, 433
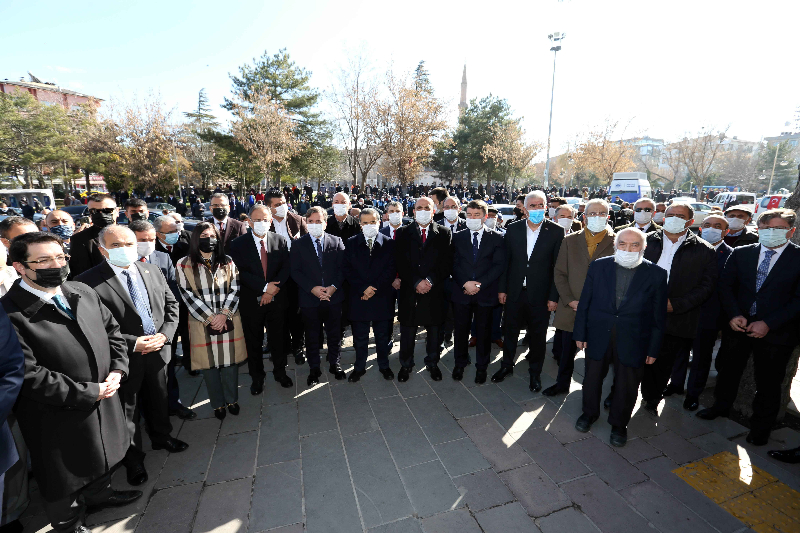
636, 222, 653, 232
214, 217, 228, 234
252, 231, 271, 292
19, 278, 65, 303
444, 218, 460, 233
272, 217, 292, 249
656, 232, 687, 282
389, 225, 400, 239
109, 262, 149, 307
523, 223, 541, 287
469, 226, 485, 248
758, 241, 789, 276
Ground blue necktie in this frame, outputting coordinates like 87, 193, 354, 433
52, 294, 75, 320
472, 232, 479, 263
315, 238, 324, 286
750, 250, 776, 316
123, 270, 156, 335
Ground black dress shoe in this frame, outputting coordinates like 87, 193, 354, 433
428, 365, 443, 381
380, 368, 395, 380
275, 373, 294, 388
529, 375, 542, 392
250, 376, 265, 396
683, 396, 700, 411
294, 349, 306, 366
746, 431, 769, 446
227, 402, 240, 416
696, 405, 729, 420
329, 365, 346, 380
86, 490, 143, 514
125, 463, 148, 486
188, 370, 199, 376
307, 368, 322, 387
663, 383, 684, 397
475, 370, 487, 384
452, 367, 464, 381
542, 384, 569, 397
643, 400, 660, 416
603, 394, 613, 410
491, 367, 513, 383
152, 437, 189, 453
575, 413, 598, 433
0, 519, 23, 533
610, 426, 628, 447
397, 366, 411, 382
348, 369, 366, 382
214, 407, 227, 420
169, 404, 197, 420
768, 446, 800, 464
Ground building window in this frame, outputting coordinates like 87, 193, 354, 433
790, 140, 798, 147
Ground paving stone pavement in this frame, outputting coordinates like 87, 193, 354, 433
19, 329, 800, 533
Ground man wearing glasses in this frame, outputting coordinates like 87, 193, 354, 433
68, 193, 119, 277
615, 198, 661, 234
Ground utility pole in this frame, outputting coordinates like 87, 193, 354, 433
544, 32, 565, 189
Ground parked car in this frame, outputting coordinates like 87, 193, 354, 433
688, 202, 713, 228
491, 204, 516, 223
147, 202, 177, 214
59, 205, 89, 223
754, 194, 789, 214
709, 192, 756, 212
667, 196, 698, 205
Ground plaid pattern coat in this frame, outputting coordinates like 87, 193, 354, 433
176, 256, 246, 370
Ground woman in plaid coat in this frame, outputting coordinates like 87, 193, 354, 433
177, 222, 246, 420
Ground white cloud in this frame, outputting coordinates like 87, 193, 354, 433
55, 66, 86, 74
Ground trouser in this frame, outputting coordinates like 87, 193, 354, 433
437, 281, 455, 352
301, 302, 342, 369
582, 341, 644, 428
669, 327, 720, 399
1, 415, 29, 525
454, 302, 493, 371
470, 304, 503, 340
641, 334, 693, 403
201, 366, 239, 409
399, 324, 440, 369
242, 301, 287, 380
178, 304, 192, 372
501, 293, 549, 376
552, 329, 564, 361
282, 281, 305, 355
554, 329, 579, 388
352, 319, 391, 372
713, 328, 794, 436
43, 471, 113, 533
120, 357, 172, 469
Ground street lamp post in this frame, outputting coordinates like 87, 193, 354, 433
544, 32, 565, 189
766, 142, 789, 195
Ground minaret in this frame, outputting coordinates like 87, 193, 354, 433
458, 64, 467, 116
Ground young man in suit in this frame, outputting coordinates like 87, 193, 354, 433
343, 208, 396, 382
290, 207, 346, 387
450, 200, 505, 383
440, 196, 468, 234
75, 225, 188, 487
380, 201, 406, 240
207, 193, 247, 252
494, 191, 565, 393
698, 209, 800, 445
123, 198, 149, 224
573, 228, 668, 447
438, 196, 467, 350
68, 193, 119, 277
228, 205, 293, 395
394, 197, 453, 382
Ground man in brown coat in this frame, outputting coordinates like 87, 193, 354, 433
543, 199, 616, 397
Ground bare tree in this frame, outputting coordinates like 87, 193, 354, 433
572, 120, 637, 185
481, 119, 542, 186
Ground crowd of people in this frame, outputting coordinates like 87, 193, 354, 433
0, 184, 799, 533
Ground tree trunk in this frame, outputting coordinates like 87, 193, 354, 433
24, 167, 33, 189
84, 168, 91, 193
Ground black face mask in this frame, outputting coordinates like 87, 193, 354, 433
29, 264, 70, 289
91, 212, 115, 228
199, 238, 217, 253
513, 207, 524, 219
129, 212, 147, 222
212, 208, 228, 221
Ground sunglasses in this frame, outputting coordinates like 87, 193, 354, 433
634, 208, 653, 213
89, 208, 116, 215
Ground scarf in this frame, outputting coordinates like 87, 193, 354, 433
584, 227, 610, 258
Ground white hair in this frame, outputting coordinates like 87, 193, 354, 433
524, 190, 547, 207
584, 198, 610, 214
556, 204, 575, 217
98, 224, 136, 248
613, 227, 647, 249
634, 197, 656, 210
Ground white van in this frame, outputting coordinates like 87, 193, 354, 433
609, 172, 652, 204
0, 189, 56, 210
709, 192, 756, 212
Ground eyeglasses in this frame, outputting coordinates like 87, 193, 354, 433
634, 208, 653, 213
89, 208, 115, 215
23, 254, 70, 267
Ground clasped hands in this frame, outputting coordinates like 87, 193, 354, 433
97, 370, 124, 401
416, 279, 432, 294
729, 316, 769, 338
362, 286, 377, 301
311, 285, 337, 301
260, 281, 281, 305
134, 333, 168, 354
463, 281, 480, 296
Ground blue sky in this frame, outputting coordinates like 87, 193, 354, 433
3, 0, 797, 158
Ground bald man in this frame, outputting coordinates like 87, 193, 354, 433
45, 210, 76, 253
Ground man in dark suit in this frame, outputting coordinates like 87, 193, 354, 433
68, 193, 119, 277
228, 205, 293, 395
326, 192, 361, 242
4, 232, 141, 533
343, 208, 396, 382
573, 228, 668, 447
450, 200, 505, 383
0, 306, 24, 532
430, 187, 448, 223
437, 196, 467, 349
440, 196, 468, 234
394, 197, 453, 382
723, 205, 759, 248
206, 193, 247, 252
615, 198, 662, 234
493, 191, 565, 392
76, 225, 188, 487
698, 209, 800, 445
380, 201, 406, 240
123, 198, 149, 224
290, 207, 346, 387
267, 190, 308, 365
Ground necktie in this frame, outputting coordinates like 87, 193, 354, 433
750, 250, 777, 316
52, 294, 75, 320
421, 228, 427, 244
219, 222, 224, 233
140, 257, 146, 262
260, 239, 268, 279
166, 245, 172, 253
392, 229, 396, 240
122, 270, 156, 335
472, 232, 479, 263
315, 238, 324, 286
367, 238, 373, 254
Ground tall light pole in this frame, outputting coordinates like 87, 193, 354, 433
766, 141, 789, 195
544, 32, 565, 189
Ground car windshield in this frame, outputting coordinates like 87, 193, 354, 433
497, 207, 515, 215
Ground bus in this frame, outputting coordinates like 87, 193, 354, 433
608, 173, 652, 203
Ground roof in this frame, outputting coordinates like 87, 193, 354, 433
0, 79, 103, 101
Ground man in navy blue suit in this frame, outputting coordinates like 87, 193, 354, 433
343, 209, 396, 382
573, 227, 668, 447
0, 306, 24, 532
450, 200, 505, 384
290, 207, 346, 387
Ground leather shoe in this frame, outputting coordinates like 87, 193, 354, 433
746, 431, 769, 446
188, 370, 199, 376
427, 365, 443, 381
307, 368, 322, 387
380, 368, 395, 380
610, 426, 628, 447
494, 339, 504, 349
214, 407, 226, 420
294, 349, 306, 366
227, 402, 240, 416
603, 394, 613, 410
125, 463, 148, 486
86, 490, 143, 514
169, 404, 197, 420
274, 373, 294, 388
452, 367, 464, 381
662, 383, 684, 397
491, 367, 513, 383
696, 405, 729, 420
475, 370, 487, 384
250, 376, 265, 395
348, 369, 366, 382
768, 446, 800, 464
542, 384, 568, 397
643, 400, 660, 416
152, 437, 189, 453
529, 375, 542, 393
398, 366, 411, 382
683, 396, 699, 411
468, 336, 477, 347
575, 413, 598, 433
74, 527, 92, 533
329, 365, 346, 380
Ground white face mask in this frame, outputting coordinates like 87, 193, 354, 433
466, 218, 483, 231
726, 217, 745, 231
415, 210, 432, 226
653, 212, 665, 223
333, 204, 348, 217
362, 223, 379, 239
484, 218, 497, 229
136, 241, 155, 259
388, 212, 403, 226
444, 209, 458, 222
634, 210, 653, 225
274, 204, 288, 218
104, 245, 138, 267
614, 249, 643, 269
663, 216, 688, 234
556, 218, 572, 230
586, 216, 606, 233
307, 222, 324, 238
253, 220, 269, 236
548, 207, 558, 218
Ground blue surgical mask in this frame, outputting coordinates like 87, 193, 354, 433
163, 232, 180, 245
758, 228, 790, 248
104, 246, 138, 267
48, 224, 74, 240
700, 227, 723, 244
527, 209, 545, 224
663, 216, 688, 234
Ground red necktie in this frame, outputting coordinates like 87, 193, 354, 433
166, 245, 172, 253
392, 228, 396, 240
219, 222, 224, 233
260, 239, 268, 279
421, 228, 426, 243
139, 257, 146, 262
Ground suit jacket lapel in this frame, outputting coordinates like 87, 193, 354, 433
595, 233, 615, 258
101, 262, 137, 311
760, 243, 795, 290
61, 285, 100, 357
134, 262, 158, 313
